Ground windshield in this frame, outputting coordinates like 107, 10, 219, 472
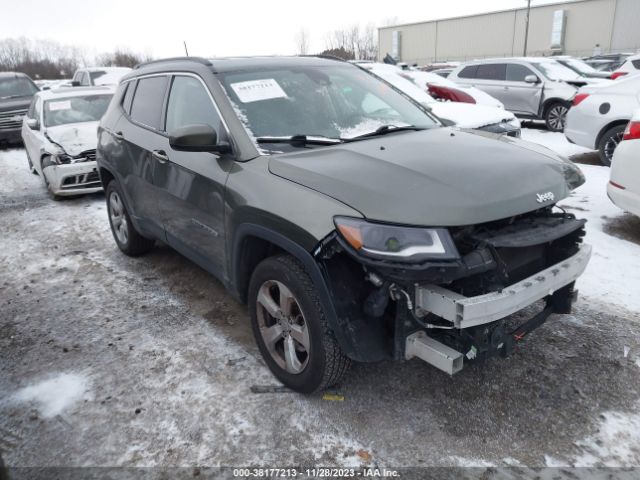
44, 94, 113, 127
532, 61, 580, 81
0, 76, 39, 99
218, 64, 439, 152
561, 58, 597, 74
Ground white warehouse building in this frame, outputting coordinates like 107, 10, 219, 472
378, 0, 640, 65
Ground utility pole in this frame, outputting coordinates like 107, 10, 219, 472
523, 0, 532, 56
183, 41, 189, 56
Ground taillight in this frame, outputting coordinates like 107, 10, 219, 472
427, 84, 476, 104
611, 71, 628, 80
572, 93, 589, 106
623, 121, 640, 141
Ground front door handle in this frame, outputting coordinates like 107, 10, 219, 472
152, 150, 169, 163
113, 131, 124, 141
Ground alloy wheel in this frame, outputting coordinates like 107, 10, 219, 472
256, 280, 310, 374
547, 105, 568, 131
108, 191, 128, 245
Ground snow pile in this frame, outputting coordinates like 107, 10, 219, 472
521, 128, 593, 159
12, 373, 90, 418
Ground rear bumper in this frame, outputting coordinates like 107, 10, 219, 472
43, 161, 103, 196
608, 182, 640, 217
415, 243, 592, 328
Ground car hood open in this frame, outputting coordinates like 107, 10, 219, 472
45, 121, 99, 156
269, 127, 570, 227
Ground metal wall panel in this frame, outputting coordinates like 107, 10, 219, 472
379, 0, 625, 64
611, 0, 640, 52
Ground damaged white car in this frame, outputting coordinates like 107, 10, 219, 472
21, 87, 113, 198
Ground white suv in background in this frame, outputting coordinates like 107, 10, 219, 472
565, 74, 640, 165
609, 109, 640, 216
610, 53, 640, 80
71, 67, 131, 87
449, 57, 604, 131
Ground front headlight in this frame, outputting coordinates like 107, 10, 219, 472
52, 153, 72, 164
334, 217, 459, 263
562, 161, 585, 190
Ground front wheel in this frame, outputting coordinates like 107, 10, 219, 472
544, 102, 568, 132
597, 124, 625, 167
106, 180, 155, 256
248, 254, 351, 393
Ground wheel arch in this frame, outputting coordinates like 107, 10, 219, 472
541, 97, 571, 117
595, 119, 629, 147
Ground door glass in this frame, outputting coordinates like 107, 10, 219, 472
81, 72, 90, 86
122, 81, 136, 114
476, 64, 506, 81
506, 64, 535, 82
130, 76, 169, 130
165, 76, 222, 134
458, 65, 478, 79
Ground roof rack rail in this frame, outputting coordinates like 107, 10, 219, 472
134, 56, 212, 69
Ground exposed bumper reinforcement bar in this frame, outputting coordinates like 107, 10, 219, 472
414, 243, 592, 329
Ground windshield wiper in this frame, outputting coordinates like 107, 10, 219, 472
256, 135, 343, 147
343, 125, 426, 142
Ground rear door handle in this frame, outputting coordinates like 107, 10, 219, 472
113, 131, 124, 141
152, 150, 169, 163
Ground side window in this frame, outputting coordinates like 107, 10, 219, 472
165, 75, 222, 134
122, 80, 136, 114
27, 97, 37, 118
476, 64, 506, 81
80, 72, 90, 86
33, 98, 42, 125
130, 76, 169, 130
506, 64, 535, 82
458, 65, 478, 79
632, 59, 640, 69
72, 71, 80, 82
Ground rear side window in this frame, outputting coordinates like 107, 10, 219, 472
506, 64, 535, 81
476, 64, 506, 80
165, 75, 222, 134
130, 76, 169, 130
122, 81, 136, 114
632, 59, 640, 69
458, 65, 478, 79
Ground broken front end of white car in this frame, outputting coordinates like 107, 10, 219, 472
42, 148, 102, 197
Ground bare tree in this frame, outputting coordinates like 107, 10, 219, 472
294, 28, 310, 56
322, 23, 378, 60
95, 48, 152, 68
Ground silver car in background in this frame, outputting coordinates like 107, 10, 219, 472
449, 57, 607, 131
21, 86, 113, 199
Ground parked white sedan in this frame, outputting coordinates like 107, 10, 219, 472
358, 63, 521, 136
565, 74, 640, 165
21, 87, 113, 198
608, 110, 640, 217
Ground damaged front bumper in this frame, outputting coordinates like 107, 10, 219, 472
43, 161, 102, 196
414, 243, 592, 329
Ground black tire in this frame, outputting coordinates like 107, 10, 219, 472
105, 180, 154, 256
248, 254, 351, 393
544, 101, 569, 132
597, 124, 625, 167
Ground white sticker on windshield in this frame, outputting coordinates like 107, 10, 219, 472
230, 79, 287, 103
48, 100, 71, 111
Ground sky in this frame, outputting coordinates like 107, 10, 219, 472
2, 0, 574, 58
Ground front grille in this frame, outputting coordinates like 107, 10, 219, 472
61, 171, 101, 190
0, 109, 27, 131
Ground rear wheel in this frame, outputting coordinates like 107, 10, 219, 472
597, 124, 625, 167
544, 102, 568, 132
248, 254, 350, 393
106, 180, 154, 256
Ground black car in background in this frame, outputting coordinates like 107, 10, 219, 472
0, 72, 39, 147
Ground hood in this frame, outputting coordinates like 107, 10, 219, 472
269, 127, 570, 227
429, 102, 516, 129
45, 121, 99, 156
0, 96, 33, 112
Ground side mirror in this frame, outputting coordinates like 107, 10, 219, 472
70, 80, 81, 87
26, 118, 39, 130
524, 74, 540, 84
169, 124, 231, 154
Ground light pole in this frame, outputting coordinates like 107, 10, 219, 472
523, 0, 532, 56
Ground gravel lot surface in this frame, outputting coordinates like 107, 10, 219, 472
1, 140, 640, 475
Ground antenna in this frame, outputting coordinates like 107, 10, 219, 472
183, 41, 189, 56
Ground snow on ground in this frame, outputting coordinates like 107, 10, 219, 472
11, 373, 90, 418
521, 127, 593, 159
